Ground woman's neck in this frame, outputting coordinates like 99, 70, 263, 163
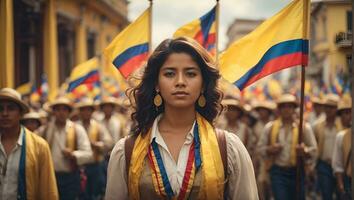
159, 106, 196, 131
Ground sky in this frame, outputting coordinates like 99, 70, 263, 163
128, 0, 291, 50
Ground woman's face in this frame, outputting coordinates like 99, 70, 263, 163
157, 52, 203, 109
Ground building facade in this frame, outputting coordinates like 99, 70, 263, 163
1, 0, 128, 99
310, 0, 352, 86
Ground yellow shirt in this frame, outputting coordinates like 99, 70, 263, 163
25, 128, 59, 200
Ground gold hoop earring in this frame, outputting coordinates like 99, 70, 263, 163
198, 94, 206, 107
154, 93, 162, 107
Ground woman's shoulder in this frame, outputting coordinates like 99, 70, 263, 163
216, 129, 244, 147
218, 129, 252, 164
110, 136, 128, 159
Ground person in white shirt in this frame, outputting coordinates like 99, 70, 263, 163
21, 111, 42, 132
257, 94, 317, 200
332, 98, 352, 199
76, 98, 113, 199
313, 94, 342, 200
105, 37, 258, 200
38, 97, 92, 200
99, 97, 123, 144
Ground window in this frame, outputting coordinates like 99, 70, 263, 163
347, 11, 352, 32
13, 0, 43, 87
87, 32, 97, 59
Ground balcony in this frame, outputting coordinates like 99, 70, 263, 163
335, 31, 352, 49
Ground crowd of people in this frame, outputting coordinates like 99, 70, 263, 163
0, 37, 352, 200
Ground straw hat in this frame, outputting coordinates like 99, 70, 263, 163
116, 96, 131, 107
0, 88, 29, 113
337, 98, 352, 113
311, 96, 324, 105
221, 98, 244, 112
99, 96, 119, 106
38, 109, 49, 118
253, 101, 276, 111
75, 98, 95, 109
22, 112, 42, 125
322, 94, 339, 107
50, 97, 73, 111
276, 94, 298, 107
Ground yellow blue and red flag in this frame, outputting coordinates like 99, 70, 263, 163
16, 82, 32, 96
173, 6, 216, 55
220, 0, 309, 90
67, 57, 100, 92
29, 74, 49, 103
104, 8, 150, 79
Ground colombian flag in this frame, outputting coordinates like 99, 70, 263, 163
16, 82, 32, 96
104, 8, 150, 79
220, 0, 309, 90
67, 57, 99, 92
173, 6, 216, 55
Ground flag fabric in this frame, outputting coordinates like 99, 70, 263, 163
104, 8, 150, 79
28, 74, 49, 103
30, 85, 40, 104
67, 57, 100, 92
16, 82, 32, 96
40, 74, 49, 101
219, 0, 309, 91
173, 6, 216, 55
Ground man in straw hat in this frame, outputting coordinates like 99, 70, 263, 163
0, 88, 58, 199
76, 98, 113, 199
308, 96, 325, 126
220, 98, 250, 148
257, 94, 317, 200
332, 98, 352, 199
98, 97, 124, 143
21, 111, 42, 132
313, 94, 343, 200
37, 96, 92, 200
252, 100, 276, 200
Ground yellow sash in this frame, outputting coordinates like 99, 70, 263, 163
343, 128, 352, 177
66, 125, 76, 151
88, 121, 102, 161
128, 113, 225, 200
270, 119, 298, 166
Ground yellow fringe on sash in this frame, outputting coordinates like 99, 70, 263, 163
128, 113, 225, 200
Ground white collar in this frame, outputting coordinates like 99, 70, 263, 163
150, 114, 196, 145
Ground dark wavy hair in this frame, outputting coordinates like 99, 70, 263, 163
127, 37, 223, 135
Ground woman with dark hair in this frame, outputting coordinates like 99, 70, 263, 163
105, 37, 258, 200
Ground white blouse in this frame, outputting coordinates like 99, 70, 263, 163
105, 116, 259, 200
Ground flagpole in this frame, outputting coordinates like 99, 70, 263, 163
351, 0, 354, 194
215, 0, 220, 61
98, 54, 104, 99
296, 0, 309, 199
148, 0, 153, 54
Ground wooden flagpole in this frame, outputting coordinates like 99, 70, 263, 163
215, 0, 220, 61
296, 0, 310, 199
351, 0, 354, 194
148, 0, 153, 54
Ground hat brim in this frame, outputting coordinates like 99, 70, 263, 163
254, 106, 274, 112
277, 101, 298, 107
337, 107, 351, 114
0, 95, 29, 113
50, 103, 73, 111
